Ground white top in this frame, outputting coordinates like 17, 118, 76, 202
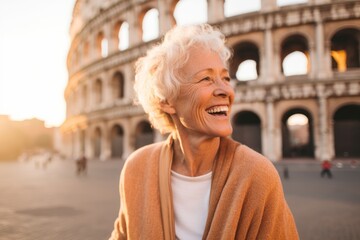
171, 170, 212, 240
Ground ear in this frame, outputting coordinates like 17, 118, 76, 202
160, 100, 176, 115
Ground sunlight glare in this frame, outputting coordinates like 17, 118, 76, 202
287, 114, 308, 126
236, 60, 258, 81
174, 0, 207, 26
142, 9, 159, 42
283, 51, 308, 76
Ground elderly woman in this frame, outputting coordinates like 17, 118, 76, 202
110, 24, 298, 240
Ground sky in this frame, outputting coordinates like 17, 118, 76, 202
0, 0, 305, 128
0, 0, 75, 127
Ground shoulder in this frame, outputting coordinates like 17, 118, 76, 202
121, 141, 163, 176
231, 142, 280, 186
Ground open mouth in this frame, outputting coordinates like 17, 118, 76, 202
206, 105, 229, 116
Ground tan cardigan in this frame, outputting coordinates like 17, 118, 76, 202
110, 137, 299, 239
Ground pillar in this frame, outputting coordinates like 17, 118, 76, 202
157, 0, 174, 35
265, 98, 277, 161
314, 9, 327, 79
207, 0, 225, 23
261, 0, 277, 13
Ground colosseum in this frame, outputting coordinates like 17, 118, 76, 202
61, 0, 360, 162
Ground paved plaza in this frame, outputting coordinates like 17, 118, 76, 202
0, 158, 359, 240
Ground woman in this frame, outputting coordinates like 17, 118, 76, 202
110, 24, 298, 240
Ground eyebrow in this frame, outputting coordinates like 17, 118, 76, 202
192, 68, 229, 77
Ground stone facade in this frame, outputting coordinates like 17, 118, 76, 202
62, 0, 360, 161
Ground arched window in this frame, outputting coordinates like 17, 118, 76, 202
142, 8, 159, 42
96, 32, 108, 58
173, 0, 207, 26
111, 124, 124, 158
94, 79, 103, 104
118, 22, 129, 50
282, 109, 314, 158
112, 71, 125, 99
281, 34, 310, 76
232, 111, 262, 153
283, 51, 308, 76
94, 127, 102, 158
333, 104, 360, 158
236, 60, 258, 81
230, 41, 260, 82
286, 113, 309, 147
135, 121, 154, 149
331, 28, 360, 72
224, 0, 260, 17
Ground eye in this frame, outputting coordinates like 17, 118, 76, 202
223, 76, 231, 82
200, 76, 211, 82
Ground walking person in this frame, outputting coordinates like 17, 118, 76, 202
321, 160, 332, 178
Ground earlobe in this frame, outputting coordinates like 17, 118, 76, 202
160, 100, 176, 114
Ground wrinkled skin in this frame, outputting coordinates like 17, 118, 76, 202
161, 46, 235, 176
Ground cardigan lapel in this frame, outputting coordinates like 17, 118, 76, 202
202, 137, 240, 238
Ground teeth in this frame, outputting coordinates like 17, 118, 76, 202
206, 106, 229, 114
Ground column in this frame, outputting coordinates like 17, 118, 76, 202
265, 98, 277, 161
317, 85, 332, 160
261, 26, 276, 83
261, 0, 278, 13
207, 0, 225, 23
103, 71, 114, 108
88, 32, 96, 62
309, 41, 317, 79
157, 0, 173, 36
85, 127, 94, 159
100, 123, 111, 161
314, 9, 327, 79
123, 119, 134, 159
127, 6, 141, 47
104, 21, 116, 55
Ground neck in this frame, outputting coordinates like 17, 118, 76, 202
171, 131, 220, 177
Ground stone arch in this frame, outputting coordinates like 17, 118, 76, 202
96, 31, 107, 58
140, 8, 159, 42
331, 28, 360, 72
118, 21, 129, 50
93, 127, 102, 158
333, 104, 360, 158
112, 71, 125, 100
280, 33, 310, 76
110, 124, 124, 158
232, 111, 262, 153
230, 41, 260, 81
281, 108, 314, 158
94, 78, 103, 104
135, 120, 154, 150
82, 84, 87, 110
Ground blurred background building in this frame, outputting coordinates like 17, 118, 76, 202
60, 0, 360, 161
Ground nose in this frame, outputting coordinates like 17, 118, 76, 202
213, 79, 234, 99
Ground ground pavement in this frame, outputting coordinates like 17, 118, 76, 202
0, 158, 359, 240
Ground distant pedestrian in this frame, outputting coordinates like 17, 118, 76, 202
283, 165, 289, 180
321, 160, 332, 178
76, 155, 87, 176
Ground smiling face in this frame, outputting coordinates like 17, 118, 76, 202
163, 46, 235, 138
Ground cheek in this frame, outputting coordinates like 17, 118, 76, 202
179, 85, 207, 122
